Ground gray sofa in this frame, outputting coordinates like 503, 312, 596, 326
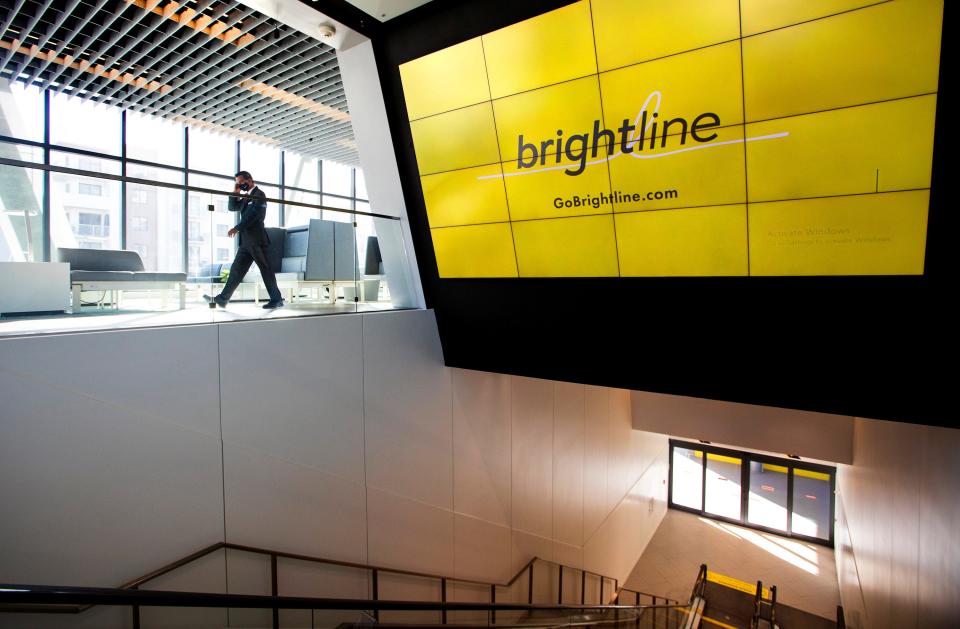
241, 219, 372, 302
57, 247, 187, 313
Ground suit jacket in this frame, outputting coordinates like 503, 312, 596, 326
228, 186, 270, 247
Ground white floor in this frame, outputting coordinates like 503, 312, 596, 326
624, 509, 841, 620
0, 297, 402, 338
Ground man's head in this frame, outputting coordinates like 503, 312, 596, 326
235, 171, 254, 191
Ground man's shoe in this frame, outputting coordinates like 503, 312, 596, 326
203, 294, 227, 308
262, 300, 284, 310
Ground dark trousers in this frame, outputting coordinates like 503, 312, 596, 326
218, 243, 283, 303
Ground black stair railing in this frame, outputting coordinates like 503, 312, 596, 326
0, 583, 688, 628
0, 541, 691, 629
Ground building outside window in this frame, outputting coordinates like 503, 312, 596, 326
1, 78, 371, 275
76, 212, 110, 238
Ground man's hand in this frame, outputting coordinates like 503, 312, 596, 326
228, 228, 238, 237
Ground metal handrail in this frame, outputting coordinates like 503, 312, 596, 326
615, 584, 681, 605
750, 580, 763, 629
769, 584, 777, 627
2, 540, 669, 626
690, 564, 708, 603
0, 584, 687, 612
837, 604, 846, 629
0, 582, 690, 629
0, 156, 400, 221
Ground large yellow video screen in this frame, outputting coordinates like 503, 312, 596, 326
399, 0, 942, 278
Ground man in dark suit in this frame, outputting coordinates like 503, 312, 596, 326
204, 171, 284, 309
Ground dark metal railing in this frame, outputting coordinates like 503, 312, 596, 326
0, 583, 684, 616
691, 565, 708, 603
0, 541, 692, 629
837, 604, 846, 629
0, 156, 400, 221
750, 580, 763, 629
768, 584, 777, 627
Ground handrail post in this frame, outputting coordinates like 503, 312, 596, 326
441, 577, 447, 625
558, 565, 563, 605
490, 583, 496, 624
580, 570, 586, 605
271, 553, 279, 629
371, 568, 379, 622
528, 564, 533, 604
770, 584, 777, 627
600, 577, 604, 605
131, 584, 140, 629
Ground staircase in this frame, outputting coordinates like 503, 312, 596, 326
0, 543, 844, 629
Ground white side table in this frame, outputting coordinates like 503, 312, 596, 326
0, 262, 70, 315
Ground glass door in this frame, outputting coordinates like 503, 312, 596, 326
705, 453, 742, 520
668, 440, 835, 546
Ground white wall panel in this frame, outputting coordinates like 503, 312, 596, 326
219, 316, 365, 483
835, 418, 960, 629
453, 513, 511, 582
511, 529, 554, 574
607, 389, 634, 512
141, 550, 229, 629
222, 442, 367, 562
511, 377, 554, 539
916, 425, 960, 629
0, 325, 221, 437
553, 382, 584, 547
366, 487, 454, 575
452, 368, 512, 526
583, 385, 610, 540
584, 449, 668, 586
553, 541, 584, 571
0, 368, 224, 587
363, 310, 452, 508
632, 390, 854, 463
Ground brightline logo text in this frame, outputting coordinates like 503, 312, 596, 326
476, 92, 789, 182
519, 111, 720, 176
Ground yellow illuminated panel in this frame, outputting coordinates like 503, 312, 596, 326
608, 125, 746, 213
592, 0, 740, 71
399, 37, 490, 120
493, 76, 605, 162
409, 102, 500, 175
482, 1, 596, 98
397, 0, 942, 278
512, 216, 619, 277
421, 164, 510, 228
600, 41, 744, 131
742, 0, 943, 122
746, 96, 937, 202
502, 154, 612, 222
616, 205, 748, 277
748, 191, 929, 276
431, 223, 518, 278
741, 0, 881, 36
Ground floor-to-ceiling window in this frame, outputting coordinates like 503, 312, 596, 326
668, 440, 835, 546
0, 78, 370, 273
